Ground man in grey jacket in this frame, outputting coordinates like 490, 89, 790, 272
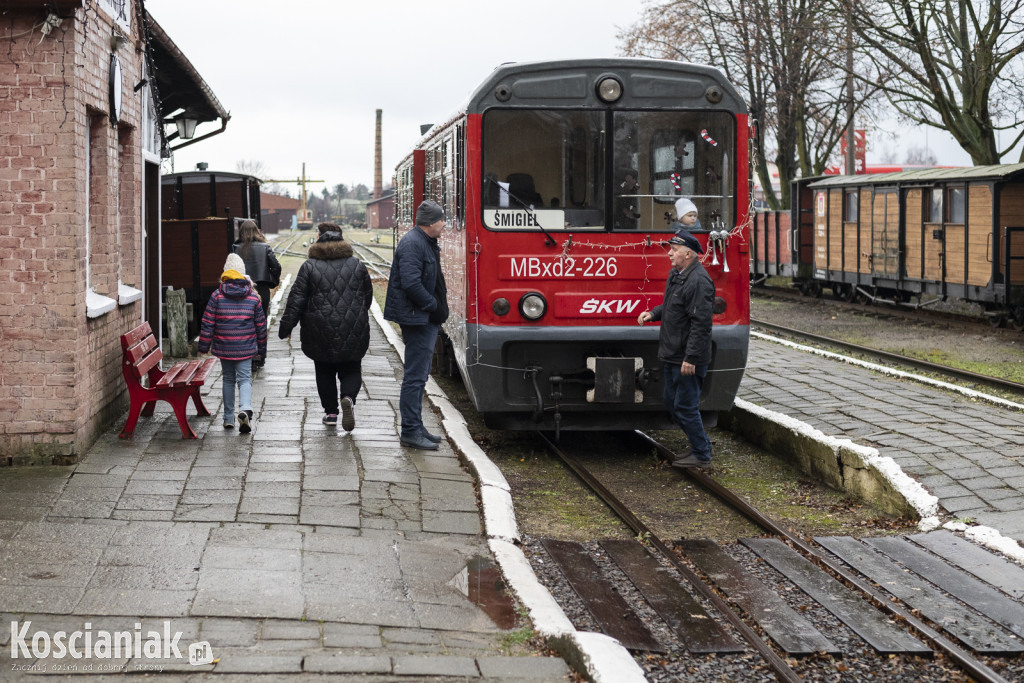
383, 200, 449, 451
638, 228, 715, 468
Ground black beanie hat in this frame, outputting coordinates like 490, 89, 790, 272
416, 200, 445, 226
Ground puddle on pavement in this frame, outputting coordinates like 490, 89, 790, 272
449, 556, 518, 629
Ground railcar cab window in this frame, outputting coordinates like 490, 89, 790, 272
481, 109, 735, 232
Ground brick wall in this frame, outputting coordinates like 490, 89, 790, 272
0, 5, 146, 464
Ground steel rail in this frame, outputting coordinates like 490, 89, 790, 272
350, 241, 393, 279
751, 318, 1024, 396
633, 430, 1010, 683
535, 432, 803, 683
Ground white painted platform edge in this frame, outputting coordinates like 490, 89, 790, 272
369, 302, 637, 681
752, 331, 1024, 412
737, 396, 1024, 565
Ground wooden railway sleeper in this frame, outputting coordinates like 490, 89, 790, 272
633, 431, 1011, 683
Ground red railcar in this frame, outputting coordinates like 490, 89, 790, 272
394, 59, 751, 431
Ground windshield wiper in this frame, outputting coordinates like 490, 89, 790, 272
484, 176, 557, 247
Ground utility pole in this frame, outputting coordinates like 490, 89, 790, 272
845, 4, 856, 175
264, 162, 324, 228
374, 109, 383, 200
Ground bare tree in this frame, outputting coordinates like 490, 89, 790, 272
843, 0, 1024, 164
904, 145, 937, 165
621, 0, 874, 209
235, 159, 267, 178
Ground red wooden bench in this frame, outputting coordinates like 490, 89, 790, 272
119, 321, 217, 439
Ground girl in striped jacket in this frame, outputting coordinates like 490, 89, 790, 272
198, 253, 268, 433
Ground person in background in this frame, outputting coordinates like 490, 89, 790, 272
637, 228, 715, 468
278, 223, 372, 431
614, 168, 641, 229
383, 200, 449, 451
231, 219, 281, 370
198, 253, 267, 434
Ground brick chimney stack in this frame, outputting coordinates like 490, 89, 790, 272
374, 109, 382, 200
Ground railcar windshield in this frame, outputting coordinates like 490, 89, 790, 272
481, 109, 735, 233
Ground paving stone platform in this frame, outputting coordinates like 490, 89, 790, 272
0, 315, 571, 681
741, 335, 1024, 544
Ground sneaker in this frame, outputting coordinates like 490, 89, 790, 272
323, 413, 338, 426
238, 411, 251, 434
223, 421, 234, 429
399, 434, 439, 451
420, 429, 443, 444
340, 397, 355, 432
671, 453, 711, 470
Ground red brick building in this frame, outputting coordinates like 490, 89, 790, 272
366, 188, 395, 231
260, 192, 301, 234
0, 1, 227, 464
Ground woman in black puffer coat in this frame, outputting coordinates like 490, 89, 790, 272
278, 224, 373, 430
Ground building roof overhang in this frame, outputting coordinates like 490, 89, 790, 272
143, 11, 230, 153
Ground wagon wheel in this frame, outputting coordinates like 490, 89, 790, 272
855, 287, 873, 305
808, 281, 823, 298
1010, 305, 1024, 332
432, 332, 459, 378
990, 315, 1007, 329
830, 284, 846, 301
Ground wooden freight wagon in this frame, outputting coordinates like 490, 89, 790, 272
803, 164, 1024, 327
161, 171, 262, 336
750, 177, 818, 290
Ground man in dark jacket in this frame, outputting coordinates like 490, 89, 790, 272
278, 224, 372, 431
384, 200, 449, 450
638, 228, 715, 468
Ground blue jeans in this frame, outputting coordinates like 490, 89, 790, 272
662, 361, 710, 461
399, 323, 439, 438
220, 358, 253, 418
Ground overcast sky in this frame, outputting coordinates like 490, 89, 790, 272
145, 0, 642, 192
146, 0, 985, 194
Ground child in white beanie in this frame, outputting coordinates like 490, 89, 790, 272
674, 197, 702, 231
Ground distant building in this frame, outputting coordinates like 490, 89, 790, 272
0, 1, 227, 464
366, 189, 396, 230
336, 198, 368, 228
260, 192, 300, 234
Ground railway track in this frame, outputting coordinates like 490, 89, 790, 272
750, 318, 1024, 397
532, 431, 1023, 682
349, 240, 393, 279
752, 282, 1017, 335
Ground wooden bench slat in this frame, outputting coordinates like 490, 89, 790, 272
191, 358, 217, 385
154, 362, 188, 388
134, 346, 162, 379
126, 334, 159, 365
121, 321, 152, 350
170, 360, 202, 387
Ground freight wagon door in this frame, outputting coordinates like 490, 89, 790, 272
871, 190, 899, 278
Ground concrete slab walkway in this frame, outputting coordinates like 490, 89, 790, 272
0, 309, 574, 680
740, 334, 1024, 546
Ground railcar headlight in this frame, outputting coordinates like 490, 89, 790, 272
519, 292, 547, 321
713, 296, 727, 314
597, 77, 622, 103
493, 298, 511, 316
